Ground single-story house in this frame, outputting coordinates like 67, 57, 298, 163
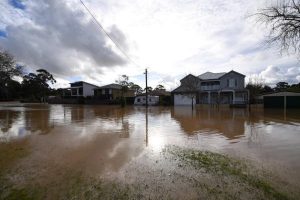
134, 95, 159, 105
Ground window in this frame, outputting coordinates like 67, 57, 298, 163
229, 79, 235, 88
137, 98, 140, 102
79, 88, 83, 95
149, 98, 152, 102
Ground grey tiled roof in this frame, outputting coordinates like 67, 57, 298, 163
172, 85, 199, 93
198, 72, 226, 80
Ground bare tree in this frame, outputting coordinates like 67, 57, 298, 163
256, 0, 300, 55
181, 75, 200, 110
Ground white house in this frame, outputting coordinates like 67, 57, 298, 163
63, 81, 99, 97
134, 95, 159, 105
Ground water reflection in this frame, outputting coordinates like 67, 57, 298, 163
0, 104, 300, 179
171, 107, 249, 140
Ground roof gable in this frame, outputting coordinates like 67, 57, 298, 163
198, 72, 226, 80
221, 70, 245, 78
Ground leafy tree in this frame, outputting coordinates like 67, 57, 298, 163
0, 51, 23, 100
255, 0, 300, 55
262, 85, 274, 93
274, 81, 289, 92
154, 84, 165, 91
115, 75, 129, 106
129, 83, 143, 95
144, 86, 153, 93
22, 69, 56, 102
287, 82, 300, 92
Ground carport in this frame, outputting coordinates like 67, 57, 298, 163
263, 92, 300, 109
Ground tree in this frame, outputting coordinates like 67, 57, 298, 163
154, 84, 165, 91
256, 0, 300, 55
262, 85, 274, 93
181, 74, 200, 110
115, 75, 129, 107
288, 82, 300, 92
274, 81, 289, 92
144, 86, 153, 93
22, 69, 56, 102
129, 83, 143, 95
0, 51, 23, 100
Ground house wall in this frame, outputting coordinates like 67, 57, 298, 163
220, 72, 245, 89
174, 94, 196, 105
83, 83, 98, 97
181, 75, 201, 88
112, 89, 135, 99
134, 96, 159, 105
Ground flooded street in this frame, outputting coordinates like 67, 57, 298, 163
1, 103, 300, 199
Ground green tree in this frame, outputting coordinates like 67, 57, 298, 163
129, 83, 143, 95
0, 51, 23, 100
115, 75, 129, 107
144, 86, 153, 92
274, 81, 289, 92
22, 69, 56, 102
154, 84, 165, 91
287, 82, 300, 92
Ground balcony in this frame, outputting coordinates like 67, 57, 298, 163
201, 85, 220, 91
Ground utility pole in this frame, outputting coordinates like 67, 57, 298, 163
145, 68, 148, 107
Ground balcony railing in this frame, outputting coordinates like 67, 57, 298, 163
201, 85, 220, 91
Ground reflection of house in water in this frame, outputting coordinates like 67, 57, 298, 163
171, 107, 249, 140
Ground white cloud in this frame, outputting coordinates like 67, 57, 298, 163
0, 0, 299, 90
258, 65, 300, 86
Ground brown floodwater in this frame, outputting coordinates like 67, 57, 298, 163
1, 103, 300, 191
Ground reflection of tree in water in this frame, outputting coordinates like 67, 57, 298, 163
24, 106, 53, 135
92, 106, 134, 138
0, 110, 20, 133
171, 107, 249, 140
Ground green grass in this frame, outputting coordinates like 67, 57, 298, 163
164, 146, 292, 200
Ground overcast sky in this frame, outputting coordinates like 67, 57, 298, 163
0, 0, 299, 90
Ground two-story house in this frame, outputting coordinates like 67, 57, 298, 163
172, 70, 249, 105
63, 81, 100, 97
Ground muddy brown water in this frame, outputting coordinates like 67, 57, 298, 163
0, 103, 300, 197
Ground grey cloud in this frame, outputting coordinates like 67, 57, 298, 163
260, 65, 300, 85
109, 24, 129, 51
0, 0, 127, 78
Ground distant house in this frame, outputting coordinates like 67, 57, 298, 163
134, 95, 159, 105
93, 84, 135, 100
172, 70, 249, 105
134, 89, 171, 106
63, 81, 99, 97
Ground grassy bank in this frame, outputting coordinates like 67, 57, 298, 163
164, 146, 296, 200
0, 144, 299, 200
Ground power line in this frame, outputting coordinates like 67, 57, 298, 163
79, 0, 141, 68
